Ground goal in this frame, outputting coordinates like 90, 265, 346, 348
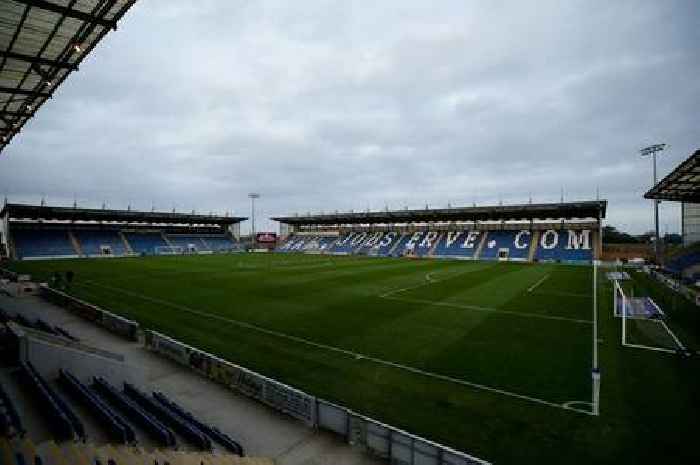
613, 279, 686, 353
154, 245, 185, 256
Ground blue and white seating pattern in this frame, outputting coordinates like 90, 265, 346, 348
534, 229, 593, 263
278, 229, 594, 263
433, 231, 483, 258
479, 230, 531, 261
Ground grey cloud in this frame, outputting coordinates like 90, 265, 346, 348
1, 0, 699, 234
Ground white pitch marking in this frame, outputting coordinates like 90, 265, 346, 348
79, 280, 593, 416
384, 295, 592, 325
380, 266, 492, 298
527, 274, 549, 293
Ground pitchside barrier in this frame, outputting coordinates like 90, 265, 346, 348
146, 330, 490, 465
39, 284, 140, 341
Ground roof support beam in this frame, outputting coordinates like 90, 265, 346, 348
0, 86, 51, 98
0, 110, 31, 118
0, 51, 77, 70
11, 0, 117, 29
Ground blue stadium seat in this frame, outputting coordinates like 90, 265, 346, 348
122, 232, 167, 255
92, 377, 175, 447
479, 231, 531, 261
535, 229, 593, 263
20, 362, 82, 441
123, 383, 211, 450
153, 391, 244, 456
374, 232, 401, 256
200, 235, 239, 252
666, 251, 700, 274
58, 370, 133, 444
166, 235, 209, 252
12, 229, 76, 259
0, 383, 24, 438
432, 231, 483, 258
73, 230, 126, 257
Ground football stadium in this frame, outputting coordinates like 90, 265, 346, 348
0, 2, 699, 465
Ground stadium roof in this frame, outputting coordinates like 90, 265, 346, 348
644, 149, 700, 203
0, 203, 247, 226
272, 200, 607, 226
0, 0, 138, 155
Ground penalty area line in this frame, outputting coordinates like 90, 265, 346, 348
527, 274, 549, 293
80, 280, 593, 416
383, 295, 592, 325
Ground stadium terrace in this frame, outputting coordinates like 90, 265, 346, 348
0, 203, 246, 259
273, 200, 606, 264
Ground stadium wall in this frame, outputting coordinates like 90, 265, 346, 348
39, 284, 140, 341
145, 330, 490, 465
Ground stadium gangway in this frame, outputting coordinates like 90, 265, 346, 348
58, 370, 134, 444
33, 319, 58, 336
153, 391, 244, 456
20, 362, 80, 441
0, 383, 24, 437
52, 325, 78, 341
123, 383, 212, 450
92, 377, 175, 448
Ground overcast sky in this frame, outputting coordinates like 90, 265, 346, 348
1, 0, 698, 234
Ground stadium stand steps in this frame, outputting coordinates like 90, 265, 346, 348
122, 232, 168, 256
161, 233, 174, 248
1, 438, 270, 465
152, 391, 244, 456
0, 383, 24, 438
58, 370, 134, 445
474, 231, 488, 260
123, 383, 212, 451
20, 361, 84, 442
12, 230, 77, 260
119, 232, 134, 255
528, 230, 541, 262
91, 377, 176, 448
426, 232, 443, 257
67, 231, 83, 257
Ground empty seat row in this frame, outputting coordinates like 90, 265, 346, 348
1, 311, 77, 342
153, 391, 244, 456
92, 377, 176, 448
58, 370, 134, 444
0, 383, 24, 438
20, 362, 84, 441
124, 383, 211, 450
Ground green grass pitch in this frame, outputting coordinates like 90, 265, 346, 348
9, 254, 700, 464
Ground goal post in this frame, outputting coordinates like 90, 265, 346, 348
612, 278, 686, 354
154, 245, 185, 255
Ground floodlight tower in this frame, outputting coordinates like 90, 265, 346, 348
640, 143, 666, 264
248, 193, 260, 249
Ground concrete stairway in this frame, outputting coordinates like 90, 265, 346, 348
387, 233, 407, 256
119, 231, 134, 255
474, 231, 488, 260
528, 230, 541, 262
0, 437, 273, 465
67, 230, 84, 257
427, 232, 443, 257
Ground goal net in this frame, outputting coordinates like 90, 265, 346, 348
613, 279, 686, 353
154, 245, 186, 256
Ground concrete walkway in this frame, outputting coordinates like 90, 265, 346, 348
0, 294, 381, 465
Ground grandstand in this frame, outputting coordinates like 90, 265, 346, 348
273, 200, 606, 263
0, 203, 245, 260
